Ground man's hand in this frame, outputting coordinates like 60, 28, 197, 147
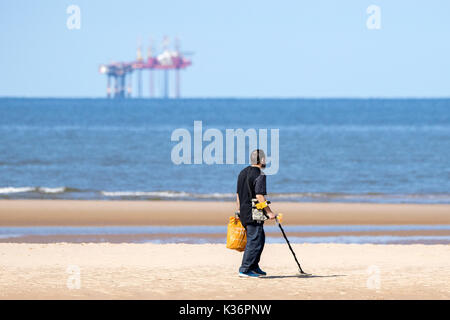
256, 194, 277, 220
267, 212, 277, 220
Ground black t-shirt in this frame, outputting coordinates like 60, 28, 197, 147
236, 166, 267, 226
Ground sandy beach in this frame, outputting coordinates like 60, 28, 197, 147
1, 200, 449, 299
0, 243, 449, 300
1, 200, 450, 226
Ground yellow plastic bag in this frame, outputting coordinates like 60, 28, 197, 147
226, 216, 247, 251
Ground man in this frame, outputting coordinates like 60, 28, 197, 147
236, 149, 277, 278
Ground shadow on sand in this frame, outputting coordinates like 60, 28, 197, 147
259, 274, 345, 279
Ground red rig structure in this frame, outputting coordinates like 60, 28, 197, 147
99, 37, 192, 99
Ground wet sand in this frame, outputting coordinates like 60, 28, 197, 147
1, 200, 449, 226
1, 229, 450, 244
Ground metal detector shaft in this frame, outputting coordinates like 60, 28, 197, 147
276, 218, 307, 274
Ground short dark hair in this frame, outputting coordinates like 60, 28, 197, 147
250, 149, 265, 165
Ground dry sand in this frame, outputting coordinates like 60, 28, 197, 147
0, 243, 449, 299
1, 200, 450, 226
1, 200, 449, 299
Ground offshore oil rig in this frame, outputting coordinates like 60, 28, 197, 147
99, 37, 192, 99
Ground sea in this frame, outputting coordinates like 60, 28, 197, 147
1, 98, 449, 203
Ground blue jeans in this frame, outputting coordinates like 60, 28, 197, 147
239, 223, 265, 273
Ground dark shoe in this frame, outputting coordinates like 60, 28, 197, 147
239, 270, 261, 278
251, 267, 267, 276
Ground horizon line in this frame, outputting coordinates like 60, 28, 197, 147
1, 96, 450, 100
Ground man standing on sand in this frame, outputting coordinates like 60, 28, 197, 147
236, 149, 277, 278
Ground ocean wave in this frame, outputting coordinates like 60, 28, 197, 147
101, 190, 191, 198
1, 187, 449, 203
99, 190, 450, 202
101, 190, 234, 199
37, 187, 66, 194
0, 186, 80, 195
0, 187, 35, 194
268, 192, 450, 201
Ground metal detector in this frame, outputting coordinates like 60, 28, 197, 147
275, 215, 310, 276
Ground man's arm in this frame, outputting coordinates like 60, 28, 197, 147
255, 194, 276, 220
236, 193, 240, 211
254, 173, 276, 219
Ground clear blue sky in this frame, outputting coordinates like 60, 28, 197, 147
1, 0, 449, 98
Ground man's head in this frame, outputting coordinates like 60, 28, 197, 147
250, 149, 266, 168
